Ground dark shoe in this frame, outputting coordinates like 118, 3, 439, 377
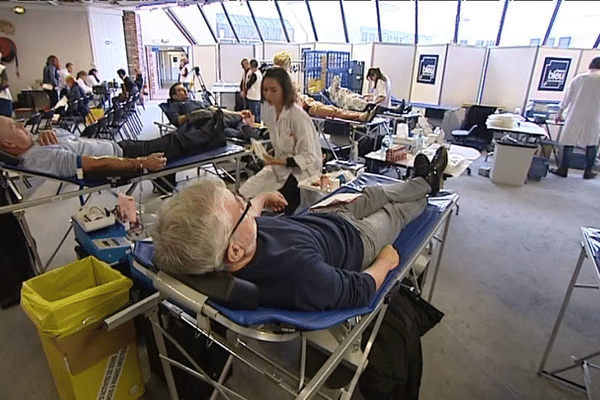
413, 153, 430, 179
365, 106, 380, 122
550, 168, 568, 178
363, 103, 376, 112
427, 146, 448, 196
583, 171, 597, 179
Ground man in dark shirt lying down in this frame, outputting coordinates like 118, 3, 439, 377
164, 83, 259, 141
153, 147, 448, 312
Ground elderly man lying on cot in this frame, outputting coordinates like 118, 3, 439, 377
153, 147, 448, 312
0, 114, 226, 178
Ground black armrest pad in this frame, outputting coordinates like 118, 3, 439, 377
174, 271, 260, 311
0, 149, 19, 167
83, 169, 142, 182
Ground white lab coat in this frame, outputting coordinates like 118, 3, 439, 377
240, 102, 322, 198
369, 75, 392, 108
558, 70, 600, 147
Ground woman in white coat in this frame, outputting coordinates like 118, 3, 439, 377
239, 67, 322, 214
364, 67, 392, 108
551, 57, 600, 179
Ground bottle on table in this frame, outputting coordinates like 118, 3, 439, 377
319, 166, 331, 192
381, 132, 393, 158
413, 128, 425, 155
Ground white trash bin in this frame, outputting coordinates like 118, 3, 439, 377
490, 139, 538, 186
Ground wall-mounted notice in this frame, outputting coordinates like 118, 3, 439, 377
538, 57, 571, 91
417, 54, 439, 85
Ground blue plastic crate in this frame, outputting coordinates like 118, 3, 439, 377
326, 52, 350, 70
303, 50, 352, 93
304, 51, 328, 69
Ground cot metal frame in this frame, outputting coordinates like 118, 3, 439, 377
105, 192, 458, 400
311, 116, 389, 162
0, 144, 248, 273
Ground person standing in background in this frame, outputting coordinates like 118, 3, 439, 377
0, 51, 12, 117
551, 56, 600, 180
245, 59, 262, 123
42, 55, 60, 107
178, 57, 191, 91
236, 58, 250, 111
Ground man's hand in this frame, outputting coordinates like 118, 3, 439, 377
378, 245, 400, 271
363, 94, 374, 102
250, 191, 288, 215
260, 192, 288, 212
141, 153, 167, 171
37, 130, 58, 146
239, 109, 253, 119
363, 245, 400, 291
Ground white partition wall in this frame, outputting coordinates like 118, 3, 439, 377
219, 43, 254, 83
481, 46, 538, 112
439, 45, 487, 107
263, 42, 301, 84
577, 49, 600, 74
192, 45, 217, 89
298, 42, 316, 53
410, 45, 447, 105
372, 43, 415, 101
262, 42, 300, 62
526, 47, 582, 105
313, 42, 352, 53
88, 8, 128, 83
351, 43, 372, 65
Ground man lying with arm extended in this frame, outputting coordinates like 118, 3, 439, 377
0, 114, 226, 177
152, 147, 448, 312
164, 83, 258, 140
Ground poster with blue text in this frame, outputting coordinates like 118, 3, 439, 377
417, 54, 439, 85
538, 57, 571, 91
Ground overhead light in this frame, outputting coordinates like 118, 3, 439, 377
13, 6, 26, 14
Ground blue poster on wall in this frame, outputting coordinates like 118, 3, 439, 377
417, 54, 439, 85
538, 57, 571, 91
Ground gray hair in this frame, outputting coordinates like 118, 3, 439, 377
152, 176, 233, 275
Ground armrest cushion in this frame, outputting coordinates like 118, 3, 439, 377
173, 271, 260, 311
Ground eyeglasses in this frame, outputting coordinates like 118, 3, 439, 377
230, 199, 252, 239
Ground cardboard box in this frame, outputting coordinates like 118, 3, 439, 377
38, 320, 144, 400
386, 145, 408, 163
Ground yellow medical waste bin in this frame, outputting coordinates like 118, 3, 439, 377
21, 256, 144, 400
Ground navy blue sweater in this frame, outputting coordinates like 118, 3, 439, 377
233, 214, 375, 311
